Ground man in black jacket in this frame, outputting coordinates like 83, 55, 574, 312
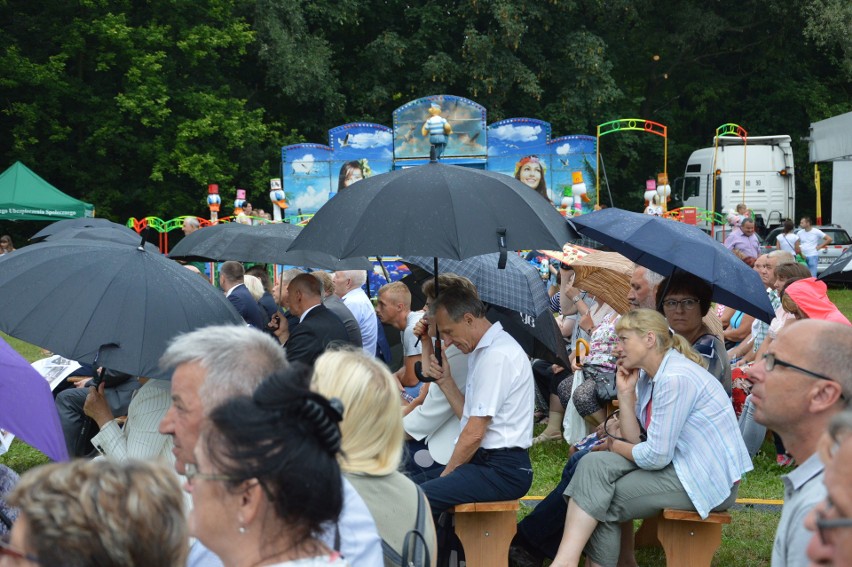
269, 274, 351, 365
219, 261, 265, 330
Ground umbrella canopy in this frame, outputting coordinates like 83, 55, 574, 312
818, 246, 852, 283
37, 225, 160, 253
405, 253, 548, 316
169, 222, 372, 270
401, 258, 569, 365
0, 338, 68, 462
286, 161, 579, 260
30, 217, 119, 242
571, 208, 775, 322
0, 240, 245, 379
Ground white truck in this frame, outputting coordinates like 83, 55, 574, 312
674, 135, 795, 232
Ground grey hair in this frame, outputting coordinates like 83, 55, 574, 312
281, 268, 305, 285
183, 217, 200, 229
636, 265, 665, 291
159, 325, 288, 412
431, 282, 485, 321
767, 250, 795, 265
338, 270, 367, 288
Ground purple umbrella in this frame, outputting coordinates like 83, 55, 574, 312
0, 338, 68, 462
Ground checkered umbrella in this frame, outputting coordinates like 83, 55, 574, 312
404, 254, 569, 365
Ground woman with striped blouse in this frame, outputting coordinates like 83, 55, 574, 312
549, 309, 752, 567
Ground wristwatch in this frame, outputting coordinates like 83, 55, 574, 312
572, 295, 582, 303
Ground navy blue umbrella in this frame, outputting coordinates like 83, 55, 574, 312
818, 246, 852, 283
571, 208, 775, 322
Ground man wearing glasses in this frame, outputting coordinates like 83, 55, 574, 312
806, 410, 852, 566
746, 319, 852, 567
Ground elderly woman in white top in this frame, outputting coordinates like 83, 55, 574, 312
550, 309, 752, 567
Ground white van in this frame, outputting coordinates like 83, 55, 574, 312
675, 135, 795, 232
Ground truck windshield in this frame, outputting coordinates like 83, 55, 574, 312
683, 176, 700, 199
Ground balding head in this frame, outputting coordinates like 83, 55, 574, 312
288, 274, 323, 317
747, 319, 852, 459
332, 270, 367, 298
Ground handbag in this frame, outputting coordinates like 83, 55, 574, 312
587, 365, 618, 402
384, 485, 431, 567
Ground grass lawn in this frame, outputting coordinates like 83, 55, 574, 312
3, 288, 850, 566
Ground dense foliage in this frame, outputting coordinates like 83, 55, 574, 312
1, 0, 849, 230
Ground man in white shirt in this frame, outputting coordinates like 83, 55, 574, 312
333, 270, 378, 356
375, 281, 423, 392
419, 282, 534, 515
796, 217, 832, 277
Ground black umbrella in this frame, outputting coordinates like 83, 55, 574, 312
818, 246, 852, 283
169, 222, 372, 270
30, 218, 123, 242
571, 208, 775, 322
400, 264, 569, 366
37, 225, 161, 253
286, 160, 579, 261
0, 239, 244, 379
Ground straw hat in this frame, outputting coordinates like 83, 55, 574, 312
570, 251, 634, 315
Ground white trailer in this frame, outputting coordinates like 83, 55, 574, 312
675, 135, 795, 230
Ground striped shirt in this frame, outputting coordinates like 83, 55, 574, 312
751, 288, 781, 352
632, 350, 753, 518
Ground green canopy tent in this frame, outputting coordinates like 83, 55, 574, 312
0, 162, 94, 221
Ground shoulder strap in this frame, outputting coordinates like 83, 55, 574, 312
384, 484, 430, 567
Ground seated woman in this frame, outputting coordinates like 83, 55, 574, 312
4, 459, 186, 566
782, 277, 852, 325
191, 365, 348, 566
313, 349, 437, 567
568, 299, 620, 427
656, 272, 731, 395
549, 309, 751, 567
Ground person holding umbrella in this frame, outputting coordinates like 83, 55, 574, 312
419, 282, 534, 535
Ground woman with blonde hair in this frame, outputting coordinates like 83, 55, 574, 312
549, 309, 751, 567
3, 459, 187, 566
313, 349, 437, 567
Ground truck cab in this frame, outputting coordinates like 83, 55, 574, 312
675, 135, 795, 233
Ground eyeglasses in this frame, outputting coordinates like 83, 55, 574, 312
0, 534, 41, 564
763, 353, 836, 383
661, 298, 700, 311
816, 501, 852, 545
184, 463, 236, 485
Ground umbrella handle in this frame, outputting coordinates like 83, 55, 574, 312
414, 361, 437, 383
575, 338, 590, 366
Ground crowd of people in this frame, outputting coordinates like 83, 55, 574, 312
1, 207, 852, 567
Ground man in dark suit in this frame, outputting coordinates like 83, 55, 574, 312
311, 271, 363, 348
219, 261, 266, 329
269, 274, 352, 365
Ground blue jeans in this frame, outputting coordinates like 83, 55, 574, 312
806, 255, 819, 277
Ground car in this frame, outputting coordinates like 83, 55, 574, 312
761, 224, 851, 273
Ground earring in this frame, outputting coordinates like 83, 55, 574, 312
239, 525, 247, 534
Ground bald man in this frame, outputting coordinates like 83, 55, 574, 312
269, 273, 350, 365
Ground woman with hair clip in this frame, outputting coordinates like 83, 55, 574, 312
549, 309, 751, 567
188, 364, 349, 566
313, 349, 437, 567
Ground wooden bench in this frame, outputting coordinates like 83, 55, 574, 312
452, 500, 519, 567
634, 509, 731, 567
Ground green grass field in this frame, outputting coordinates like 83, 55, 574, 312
2, 288, 850, 566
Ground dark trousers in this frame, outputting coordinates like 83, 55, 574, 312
55, 380, 141, 457
403, 439, 445, 484
422, 447, 533, 515
515, 449, 589, 559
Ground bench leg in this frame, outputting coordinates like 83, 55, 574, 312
454, 511, 517, 567
634, 516, 661, 549
658, 518, 723, 567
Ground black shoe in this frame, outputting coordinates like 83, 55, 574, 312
509, 544, 543, 567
